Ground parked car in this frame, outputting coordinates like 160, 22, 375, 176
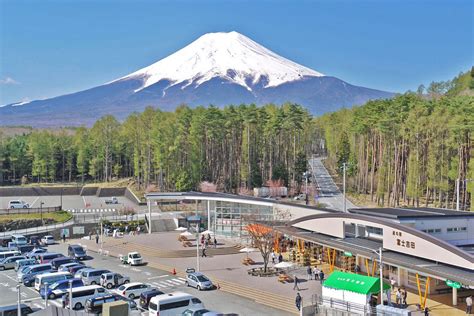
11, 234, 28, 246
26, 247, 47, 259
182, 308, 222, 316
119, 252, 143, 266
100, 272, 130, 289
8, 200, 29, 209
113, 282, 152, 300
41, 235, 55, 245
74, 267, 93, 279
140, 288, 165, 310
59, 262, 82, 272
15, 258, 37, 272
61, 285, 106, 310
85, 294, 137, 313
0, 304, 33, 315
148, 292, 204, 316
50, 257, 78, 270
40, 278, 84, 299
0, 250, 21, 261
18, 263, 53, 285
0, 255, 26, 270
17, 244, 35, 254
29, 235, 41, 246
185, 272, 214, 291
37, 252, 64, 264
69, 264, 87, 275
34, 271, 72, 291
0, 236, 12, 247
105, 197, 119, 204
80, 268, 110, 285
68, 244, 87, 260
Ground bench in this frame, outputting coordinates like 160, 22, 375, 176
242, 257, 255, 265
278, 274, 294, 283
182, 241, 193, 247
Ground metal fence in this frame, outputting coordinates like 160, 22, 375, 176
309, 295, 377, 316
1, 219, 74, 237
0, 206, 61, 214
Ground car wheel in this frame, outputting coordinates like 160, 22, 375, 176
129, 293, 135, 299
106, 283, 113, 289
90, 281, 97, 285
197, 285, 201, 291
123, 280, 129, 284
0, 266, 5, 271
74, 302, 82, 310
48, 293, 55, 299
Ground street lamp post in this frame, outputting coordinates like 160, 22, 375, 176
17, 284, 21, 316
40, 201, 44, 224
68, 280, 73, 310
372, 247, 384, 306
343, 163, 347, 213
196, 223, 200, 271
44, 282, 48, 307
60, 189, 63, 210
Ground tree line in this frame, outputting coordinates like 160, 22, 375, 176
0, 104, 316, 193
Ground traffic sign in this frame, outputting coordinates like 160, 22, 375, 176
343, 251, 353, 257
446, 280, 461, 289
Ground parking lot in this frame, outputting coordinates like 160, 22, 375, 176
0, 195, 140, 213
0, 242, 290, 315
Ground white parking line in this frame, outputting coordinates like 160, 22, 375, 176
30, 197, 40, 208
82, 195, 87, 207
34, 303, 43, 309
131, 268, 142, 272
147, 275, 169, 280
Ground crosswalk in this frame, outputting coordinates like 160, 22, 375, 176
66, 208, 116, 213
149, 276, 187, 289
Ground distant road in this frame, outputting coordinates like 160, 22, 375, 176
309, 156, 357, 212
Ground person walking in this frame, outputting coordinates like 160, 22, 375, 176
271, 251, 276, 264
278, 253, 283, 263
293, 275, 300, 290
396, 288, 402, 306
466, 295, 473, 315
213, 236, 217, 248
306, 265, 312, 280
62, 233, 66, 243
95, 234, 99, 245
402, 288, 408, 306
295, 293, 302, 311
201, 244, 207, 257
319, 270, 325, 284
313, 266, 319, 280
424, 306, 430, 316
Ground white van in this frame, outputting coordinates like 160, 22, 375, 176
148, 292, 204, 316
34, 271, 72, 291
11, 235, 28, 246
0, 250, 21, 260
61, 285, 107, 310
8, 200, 29, 209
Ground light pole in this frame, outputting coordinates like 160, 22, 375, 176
60, 189, 63, 210
40, 201, 44, 224
68, 280, 73, 310
44, 282, 48, 307
17, 283, 21, 315
196, 223, 200, 271
372, 247, 384, 306
343, 163, 347, 213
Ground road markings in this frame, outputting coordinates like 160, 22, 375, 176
131, 267, 142, 272
30, 197, 40, 208
144, 272, 152, 276
147, 275, 169, 280
82, 196, 87, 207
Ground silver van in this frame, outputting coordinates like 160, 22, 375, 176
15, 258, 37, 272
80, 268, 110, 285
0, 255, 26, 270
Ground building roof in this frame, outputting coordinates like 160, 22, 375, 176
349, 207, 474, 219
323, 271, 390, 295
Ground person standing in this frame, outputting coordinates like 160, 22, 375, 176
278, 253, 283, 263
306, 265, 312, 280
202, 244, 207, 257
213, 236, 217, 248
62, 233, 66, 243
271, 251, 276, 264
390, 277, 396, 292
293, 275, 300, 290
424, 306, 430, 316
396, 288, 402, 306
466, 295, 473, 315
319, 270, 325, 284
402, 288, 408, 306
95, 234, 99, 245
295, 293, 302, 311
313, 266, 319, 280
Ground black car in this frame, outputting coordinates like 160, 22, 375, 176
29, 236, 41, 247
85, 294, 137, 313
139, 288, 164, 309
50, 257, 78, 270
68, 244, 87, 260
0, 303, 34, 315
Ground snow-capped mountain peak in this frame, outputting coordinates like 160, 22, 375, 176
119, 31, 324, 92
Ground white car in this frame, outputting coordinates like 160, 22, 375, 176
8, 200, 29, 209
41, 235, 55, 245
113, 282, 152, 300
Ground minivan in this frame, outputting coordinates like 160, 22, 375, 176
18, 263, 53, 283
0, 255, 26, 270
148, 292, 204, 316
81, 268, 110, 285
35, 271, 72, 291
61, 285, 107, 310
37, 252, 64, 264
15, 258, 37, 271
11, 234, 28, 246
40, 278, 84, 299
0, 250, 21, 260
140, 288, 165, 310
50, 257, 78, 270
0, 304, 33, 315
8, 200, 29, 209
85, 294, 137, 313
68, 244, 87, 260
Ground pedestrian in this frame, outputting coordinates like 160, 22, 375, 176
424, 306, 430, 316
313, 266, 319, 280
319, 270, 325, 284
89, 231, 93, 240
95, 234, 99, 244
271, 251, 276, 264
390, 277, 396, 292
306, 265, 312, 280
137, 226, 140, 235
202, 244, 207, 257
201, 235, 205, 245
402, 288, 407, 306
396, 288, 402, 306
354, 264, 360, 273
295, 292, 302, 311
207, 234, 211, 243
466, 295, 473, 315
62, 233, 66, 243
278, 253, 283, 263
293, 275, 300, 290
213, 236, 217, 248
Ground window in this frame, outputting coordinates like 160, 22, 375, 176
149, 302, 157, 311
421, 228, 441, 234
366, 226, 383, 235
74, 289, 95, 298
447, 227, 467, 233
160, 299, 190, 310
191, 298, 202, 304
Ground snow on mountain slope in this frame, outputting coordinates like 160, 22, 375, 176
116, 31, 324, 93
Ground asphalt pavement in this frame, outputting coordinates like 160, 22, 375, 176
0, 242, 291, 315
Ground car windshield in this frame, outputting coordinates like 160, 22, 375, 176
22, 267, 31, 273
130, 254, 141, 259
74, 247, 84, 252
196, 275, 209, 282
118, 285, 126, 291
49, 282, 60, 289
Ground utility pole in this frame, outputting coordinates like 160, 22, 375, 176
44, 282, 48, 308
343, 163, 347, 213
456, 178, 460, 211
377, 247, 384, 306
196, 223, 200, 271
40, 201, 44, 224
17, 284, 21, 316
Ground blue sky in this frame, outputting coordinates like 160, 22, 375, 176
0, 0, 472, 105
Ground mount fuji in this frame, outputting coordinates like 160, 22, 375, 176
0, 31, 393, 127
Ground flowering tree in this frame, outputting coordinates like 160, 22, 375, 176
245, 223, 275, 272
199, 181, 217, 192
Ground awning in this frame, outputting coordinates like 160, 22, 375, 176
323, 271, 390, 295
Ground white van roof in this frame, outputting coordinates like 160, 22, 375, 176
69, 285, 102, 292
37, 271, 71, 279
151, 291, 194, 303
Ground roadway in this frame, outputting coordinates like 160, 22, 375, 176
0, 243, 291, 315
309, 156, 356, 212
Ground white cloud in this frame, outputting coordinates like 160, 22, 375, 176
0, 77, 20, 85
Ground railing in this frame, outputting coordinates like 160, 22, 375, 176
1, 218, 74, 237
0, 206, 61, 214
310, 294, 377, 316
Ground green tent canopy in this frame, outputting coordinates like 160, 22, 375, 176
323, 271, 390, 295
